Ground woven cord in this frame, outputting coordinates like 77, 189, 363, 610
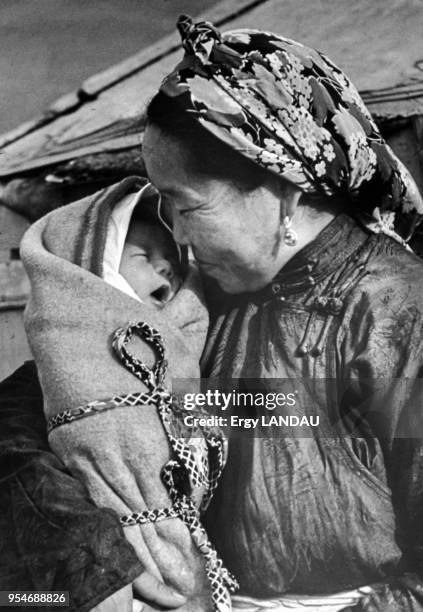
46, 390, 166, 433
113, 322, 238, 611
47, 321, 238, 609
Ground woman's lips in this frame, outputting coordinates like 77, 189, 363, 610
192, 249, 213, 267
195, 257, 214, 268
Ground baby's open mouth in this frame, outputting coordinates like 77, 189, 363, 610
151, 282, 172, 304
150, 275, 181, 307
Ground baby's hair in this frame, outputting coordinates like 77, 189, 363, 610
130, 193, 189, 273
131, 194, 163, 226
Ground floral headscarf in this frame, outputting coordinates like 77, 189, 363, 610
159, 15, 423, 243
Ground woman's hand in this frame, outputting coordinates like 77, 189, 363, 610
133, 572, 187, 609
89, 572, 187, 612
89, 584, 133, 612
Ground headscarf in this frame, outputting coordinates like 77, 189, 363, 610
159, 15, 423, 244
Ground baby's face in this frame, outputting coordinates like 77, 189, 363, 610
119, 220, 182, 308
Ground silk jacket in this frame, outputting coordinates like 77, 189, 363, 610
2, 213, 423, 610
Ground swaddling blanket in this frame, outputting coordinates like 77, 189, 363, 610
20, 176, 237, 612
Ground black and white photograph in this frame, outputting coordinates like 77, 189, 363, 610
1, 1, 423, 611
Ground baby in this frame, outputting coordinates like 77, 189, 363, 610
119, 203, 183, 308
20, 179, 233, 612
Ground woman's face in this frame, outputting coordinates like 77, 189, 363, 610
143, 124, 288, 294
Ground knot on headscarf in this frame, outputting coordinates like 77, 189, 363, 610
163, 16, 423, 243
177, 14, 221, 64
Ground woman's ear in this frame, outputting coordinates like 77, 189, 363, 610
277, 179, 303, 222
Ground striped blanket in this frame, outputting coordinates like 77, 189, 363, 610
20, 177, 233, 611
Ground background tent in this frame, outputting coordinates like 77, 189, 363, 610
0, 0, 422, 378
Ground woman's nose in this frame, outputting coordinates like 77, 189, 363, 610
172, 213, 190, 246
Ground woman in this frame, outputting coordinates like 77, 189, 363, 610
2, 15, 423, 612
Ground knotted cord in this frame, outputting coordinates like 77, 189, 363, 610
47, 320, 238, 611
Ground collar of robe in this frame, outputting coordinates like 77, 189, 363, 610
258, 213, 370, 301
252, 213, 374, 356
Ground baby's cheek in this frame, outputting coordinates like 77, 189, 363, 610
118, 248, 131, 276
120, 260, 148, 299
119, 256, 133, 285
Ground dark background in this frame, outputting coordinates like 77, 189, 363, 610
0, 0, 219, 135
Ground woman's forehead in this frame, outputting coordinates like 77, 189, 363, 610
143, 125, 196, 187
143, 123, 244, 206
143, 126, 184, 169
143, 138, 203, 201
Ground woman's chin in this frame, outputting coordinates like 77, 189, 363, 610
211, 270, 270, 294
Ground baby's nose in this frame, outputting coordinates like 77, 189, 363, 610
153, 258, 174, 281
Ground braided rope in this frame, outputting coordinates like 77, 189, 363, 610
113, 321, 167, 389
46, 390, 167, 434
112, 321, 238, 611
121, 504, 181, 526
48, 320, 238, 611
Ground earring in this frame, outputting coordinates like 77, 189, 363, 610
283, 216, 297, 246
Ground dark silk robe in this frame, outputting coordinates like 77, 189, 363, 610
201, 214, 423, 607
1, 213, 423, 610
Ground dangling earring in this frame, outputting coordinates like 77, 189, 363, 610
283, 216, 297, 246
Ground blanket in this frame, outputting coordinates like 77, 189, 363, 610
20, 177, 235, 612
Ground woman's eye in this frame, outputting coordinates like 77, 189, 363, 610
177, 202, 205, 216
173, 206, 190, 218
